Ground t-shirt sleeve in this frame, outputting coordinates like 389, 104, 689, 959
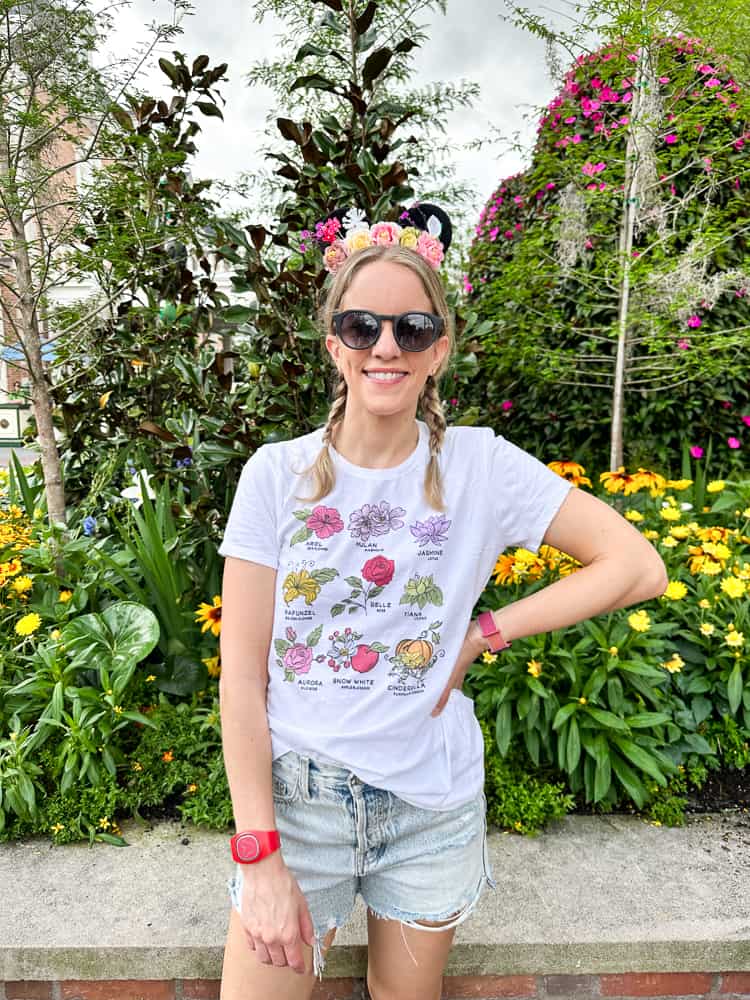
489, 434, 574, 554
217, 446, 279, 568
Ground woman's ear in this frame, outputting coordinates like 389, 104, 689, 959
325, 331, 340, 368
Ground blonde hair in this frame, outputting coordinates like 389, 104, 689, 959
298, 244, 455, 511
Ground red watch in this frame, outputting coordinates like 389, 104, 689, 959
230, 829, 281, 864
478, 611, 512, 653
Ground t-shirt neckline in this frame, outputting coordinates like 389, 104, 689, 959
326, 420, 429, 479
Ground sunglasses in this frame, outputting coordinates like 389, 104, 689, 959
332, 309, 444, 353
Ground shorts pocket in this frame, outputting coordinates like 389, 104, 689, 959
272, 752, 300, 803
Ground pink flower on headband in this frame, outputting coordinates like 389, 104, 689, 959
416, 232, 444, 269
370, 222, 402, 246
323, 240, 349, 273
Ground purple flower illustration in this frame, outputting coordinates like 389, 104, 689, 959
348, 501, 406, 542
283, 644, 313, 675
410, 514, 451, 547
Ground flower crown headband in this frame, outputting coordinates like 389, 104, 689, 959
301, 202, 453, 275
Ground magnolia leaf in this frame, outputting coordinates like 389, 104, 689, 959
313, 568, 339, 583
274, 639, 292, 657
331, 604, 345, 617
293, 509, 312, 521
345, 575, 363, 587
290, 526, 313, 546
307, 624, 323, 647
370, 642, 388, 653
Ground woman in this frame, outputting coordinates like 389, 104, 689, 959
218, 204, 668, 1000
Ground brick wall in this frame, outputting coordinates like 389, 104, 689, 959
3, 973, 750, 1000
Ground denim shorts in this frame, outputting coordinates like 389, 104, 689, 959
227, 749, 496, 978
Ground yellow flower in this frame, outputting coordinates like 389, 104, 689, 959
609, 646, 619, 656
527, 659, 542, 677
578, 696, 587, 704
548, 461, 592, 487
661, 536, 678, 548
98, 817, 111, 829
187, 783, 198, 793
98, 390, 112, 409
132, 761, 143, 771
50, 628, 61, 640
195, 595, 222, 636
203, 655, 221, 678
628, 610, 651, 632
634, 469, 668, 491
146, 674, 156, 682
659, 507, 681, 521
725, 631, 745, 649
399, 226, 420, 248
15, 612, 42, 636
663, 580, 688, 600
669, 525, 691, 540
345, 229, 373, 252
643, 529, 660, 540
58, 589, 73, 602
50, 822, 65, 834
481, 651, 498, 664
283, 569, 321, 606
625, 509, 644, 522
600, 467, 641, 495
493, 554, 516, 586
667, 479, 693, 490
11, 575, 33, 593
661, 653, 684, 673
720, 577, 747, 599
699, 623, 715, 637
698, 598, 711, 609
742, 508, 750, 519
162, 750, 174, 763
706, 480, 725, 493
113, 705, 123, 714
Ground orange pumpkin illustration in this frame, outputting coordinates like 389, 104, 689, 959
395, 638, 433, 667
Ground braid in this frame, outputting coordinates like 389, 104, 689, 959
419, 375, 447, 511
297, 375, 348, 502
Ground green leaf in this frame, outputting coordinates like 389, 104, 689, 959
290, 526, 313, 546
345, 575, 363, 588
223, 305, 255, 324
307, 624, 323, 648
728, 662, 743, 714
195, 101, 224, 119
566, 717, 581, 773
584, 706, 630, 731
363, 47, 393, 88
274, 639, 292, 658
290, 73, 337, 93
368, 586, 383, 598
370, 642, 388, 653
312, 568, 338, 584
294, 509, 312, 521
495, 702, 511, 756
331, 604, 345, 617
552, 702, 578, 729
625, 712, 672, 728
428, 587, 444, 606
611, 737, 667, 785
593, 755, 612, 803
610, 752, 646, 809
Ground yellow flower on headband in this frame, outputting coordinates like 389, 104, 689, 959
345, 229, 372, 253
399, 227, 420, 248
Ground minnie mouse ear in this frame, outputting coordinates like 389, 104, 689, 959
400, 202, 453, 253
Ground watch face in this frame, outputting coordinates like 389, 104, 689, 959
236, 832, 260, 862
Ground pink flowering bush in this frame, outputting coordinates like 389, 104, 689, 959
464, 33, 750, 473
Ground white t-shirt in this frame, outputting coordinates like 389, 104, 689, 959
218, 419, 573, 810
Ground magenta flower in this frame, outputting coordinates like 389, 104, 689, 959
734, 139, 745, 149
504, 229, 514, 239
584, 239, 594, 250
690, 446, 704, 459
572, 134, 582, 144
659, 76, 671, 84
722, 401, 732, 409
463, 275, 474, 294
742, 416, 750, 427
687, 315, 702, 328
677, 339, 690, 350
664, 134, 678, 144
564, 116, 577, 123
306, 505, 344, 539
501, 400, 513, 411
489, 226, 499, 241
705, 77, 721, 88
582, 162, 606, 176
728, 437, 741, 449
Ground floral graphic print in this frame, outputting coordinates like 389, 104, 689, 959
387, 621, 445, 686
290, 505, 344, 546
348, 501, 406, 542
400, 573, 444, 609
331, 556, 395, 617
282, 567, 338, 605
324, 627, 388, 672
274, 624, 323, 682
410, 514, 451, 546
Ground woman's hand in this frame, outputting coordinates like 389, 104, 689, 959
431, 618, 488, 716
239, 851, 315, 975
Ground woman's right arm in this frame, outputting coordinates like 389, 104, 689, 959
219, 555, 314, 974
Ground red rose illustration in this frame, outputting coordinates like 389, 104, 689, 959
351, 645, 380, 673
361, 556, 395, 587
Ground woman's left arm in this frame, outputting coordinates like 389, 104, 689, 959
431, 486, 669, 715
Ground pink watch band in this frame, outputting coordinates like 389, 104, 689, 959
478, 611, 512, 652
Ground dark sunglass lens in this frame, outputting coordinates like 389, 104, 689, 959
396, 313, 437, 351
340, 311, 378, 348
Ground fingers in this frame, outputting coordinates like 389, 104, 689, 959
299, 904, 316, 948
244, 931, 307, 976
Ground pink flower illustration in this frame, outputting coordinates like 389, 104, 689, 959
306, 505, 344, 539
283, 644, 313, 675
362, 556, 395, 587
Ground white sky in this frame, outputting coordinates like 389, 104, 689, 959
103, 0, 557, 224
